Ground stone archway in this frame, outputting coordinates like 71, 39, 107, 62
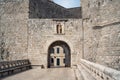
47, 41, 71, 68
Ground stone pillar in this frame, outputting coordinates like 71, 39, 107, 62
54, 57, 57, 67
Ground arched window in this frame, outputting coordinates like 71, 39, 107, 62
56, 23, 62, 34
57, 24, 59, 34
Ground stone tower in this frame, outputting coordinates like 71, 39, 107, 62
81, 0, 120, 70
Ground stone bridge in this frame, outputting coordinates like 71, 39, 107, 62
1, 59, 120, 80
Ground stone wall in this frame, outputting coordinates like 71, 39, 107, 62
0, 0, 29, 61
81, 0, 120, 70
28, 19, 83, 66
0, 0, 120, 70
0, 0, 83, 67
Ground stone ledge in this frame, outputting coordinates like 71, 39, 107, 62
81, 59, 120, 80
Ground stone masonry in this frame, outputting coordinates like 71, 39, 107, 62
0, 0, 120, 70
81, 0, 120, 70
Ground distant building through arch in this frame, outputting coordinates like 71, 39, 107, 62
47, 41, 71, 68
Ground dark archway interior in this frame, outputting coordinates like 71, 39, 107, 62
48, 41, 71, 68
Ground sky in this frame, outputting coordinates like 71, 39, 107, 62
53, 0, 80, 8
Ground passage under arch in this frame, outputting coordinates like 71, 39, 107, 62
47, 41, 71, 68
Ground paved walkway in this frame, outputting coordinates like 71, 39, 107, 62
2, 68, 80, 80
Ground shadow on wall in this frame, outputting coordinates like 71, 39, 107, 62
29, 0, 82, 19
0, 33, 10, 62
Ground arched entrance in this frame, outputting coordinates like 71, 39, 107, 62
48, 41, 71, 68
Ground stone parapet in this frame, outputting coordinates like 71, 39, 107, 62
80, 59, 120, 80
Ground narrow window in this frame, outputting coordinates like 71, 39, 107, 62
57, 24, 59, 34
63, 58, 65, 63
98, 2, 100, 6
56, 23, 62, 34
57, 48, 59, 53
60, 25, 62, 34
51, 58, 54, 63
57, 58, 60, 66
